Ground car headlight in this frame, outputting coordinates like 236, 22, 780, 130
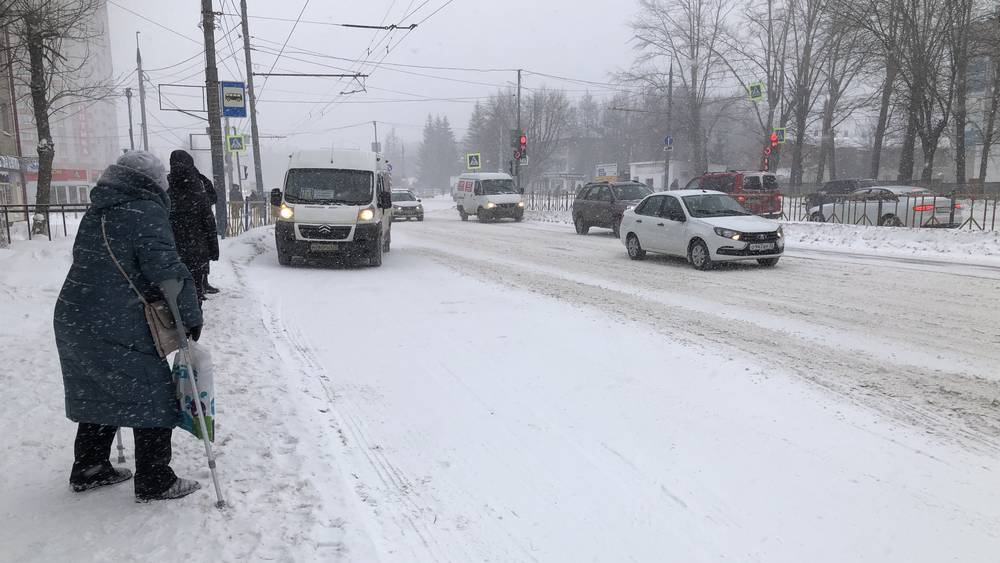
357, 207, 375, 222
714, 227, 742, 240
485, 202, 497, 209
416, 204, 423, 210
777, 226, 783, 239
278, 205, 294, 220
517, 201, 525, 208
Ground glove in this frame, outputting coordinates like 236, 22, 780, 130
188, 325, 203, 342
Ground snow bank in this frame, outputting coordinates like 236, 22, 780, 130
782, 221, 1000, 263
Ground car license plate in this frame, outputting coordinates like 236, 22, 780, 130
311, 243, 339, 252
749, 243, 775, 252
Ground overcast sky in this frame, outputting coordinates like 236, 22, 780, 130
106, 0, 638, 184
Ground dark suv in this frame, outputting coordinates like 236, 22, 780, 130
684, 171, 782, 218
573, 182, 653, 236
806, 178, 877, 209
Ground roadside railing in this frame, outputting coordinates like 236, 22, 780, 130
774, 193, 999, 231
526, 191, 574, 211
226, 200, 273, 238
1, 204, 91, 244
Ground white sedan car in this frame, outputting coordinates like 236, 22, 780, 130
808, 186, 964, 228
619, 189, 784, 270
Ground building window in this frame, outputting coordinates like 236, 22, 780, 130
0, 102, 10, 133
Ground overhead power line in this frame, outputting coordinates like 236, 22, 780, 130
106, 0, 201, 45
218, 13, 418, 30
255, 0, 312, 101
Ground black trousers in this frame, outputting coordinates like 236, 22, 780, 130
188, 262, 209, 301
71, 423, 177, 495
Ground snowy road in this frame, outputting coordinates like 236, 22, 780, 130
3, 200, 999, 562
238, 200, 999, 561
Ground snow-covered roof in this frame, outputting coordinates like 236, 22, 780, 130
287, 149, 383, 172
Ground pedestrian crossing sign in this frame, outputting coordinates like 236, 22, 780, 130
226, 134, 248, 155
467, 153, 482, 170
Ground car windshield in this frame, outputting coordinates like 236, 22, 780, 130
391, 192, 416, 202
761, 175, 779, 192
482, 179, 517, 194
612, 184, 652, 201
285, 169, 373, 205
682, 194, 752, 217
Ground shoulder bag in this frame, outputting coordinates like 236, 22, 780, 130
100, 216, 181, 358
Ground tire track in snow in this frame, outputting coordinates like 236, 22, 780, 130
407, 244, 1000, 456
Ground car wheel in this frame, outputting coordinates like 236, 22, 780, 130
879, 214, 903, 227
383, 229, 391, 253
574, 216, 590, 235
809, 212, 826, 222
757, 257, 780, 267
458, 207, 468, 221
277, 248, 292, 266
478, 208, 490, 223
689, 240, 713, 270
418, 215, 424, 222
514, 213, 523, 222
369, 235, 383, 267
626, 234, 646, 260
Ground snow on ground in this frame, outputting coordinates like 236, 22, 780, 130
525, 207, 1000, 265
2, 199, 1000, 562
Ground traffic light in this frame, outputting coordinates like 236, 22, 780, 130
769, 132, 779, 147
519, 133, 527, 159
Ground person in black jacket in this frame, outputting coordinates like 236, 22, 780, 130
168, 150, 219, 301
197, 172, 221, 295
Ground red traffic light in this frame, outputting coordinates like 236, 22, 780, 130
764, 146, 772, 156
769, 132, 779, 144
519, 134, 527, 146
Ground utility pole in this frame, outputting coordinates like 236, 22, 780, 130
372, 121, 379, 152
125, 88, 135, 150
515, 68, 522, 189
202, 0, 227, 235
135, 33, 149, 151
225, 117, 236, 197
239, 0, 264, 196
664, 62, 673, 190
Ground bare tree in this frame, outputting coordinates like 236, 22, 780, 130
631, 0, 733, 175
814, 11, 871, 182
949, 0, 976, 186
8, 0, 114, 234
975, 9, 1000, 182
786, 0, 828, 186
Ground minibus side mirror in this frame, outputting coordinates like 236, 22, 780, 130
270, 189, 283, 207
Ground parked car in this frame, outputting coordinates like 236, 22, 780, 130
806, 178, 877, 209
807, 186, 964, 228
391, 189, 424, 221
619, 189, 784, 270
572, 181, 653, 236
683, 171, 783, 218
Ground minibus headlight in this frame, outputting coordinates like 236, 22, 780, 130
357, 207, 375, 222
279, 205, 294, 220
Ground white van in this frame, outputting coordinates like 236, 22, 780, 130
271, 149, 393, 266
454, 172, 525, 222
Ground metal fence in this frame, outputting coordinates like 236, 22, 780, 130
524, 190, 1000, 231
1, 204, 91, 244
226, 201, 273, 237
1, 201, 273, 247
777, 193, 999, 231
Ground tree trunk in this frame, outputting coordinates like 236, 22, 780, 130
25, 16, 53, 236
979, 59, 1000, 182
953, 48, 969, 186
920, 140, 937, 182
815, 99, 833, 184
829, 129, 837, 180
871, 58, 897, 179
790, 106, 808, 186
898, 106, 917, 181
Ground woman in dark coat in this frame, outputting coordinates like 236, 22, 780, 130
54, 150, 204, 501
167, 150, 219, 301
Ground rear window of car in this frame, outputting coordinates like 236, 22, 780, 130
612, 184, 653, 201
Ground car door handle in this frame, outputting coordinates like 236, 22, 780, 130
656, 222, 665, 226
636, 219, 642, 223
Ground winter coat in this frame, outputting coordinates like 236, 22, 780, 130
54, 164, 203, 428
199, 173, 218, 208
168, 151, 219, 266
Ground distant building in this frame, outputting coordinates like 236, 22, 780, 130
16, 4, 119, 205
0, 31, 25, 208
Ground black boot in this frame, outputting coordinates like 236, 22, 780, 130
71, 463, 133, 492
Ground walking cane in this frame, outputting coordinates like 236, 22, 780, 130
159, 278, 226, 510
115, 430, 126, 463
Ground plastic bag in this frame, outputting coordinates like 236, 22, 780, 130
172, 341, 215, 442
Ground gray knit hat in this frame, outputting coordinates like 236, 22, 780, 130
116, 150, 169, 192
